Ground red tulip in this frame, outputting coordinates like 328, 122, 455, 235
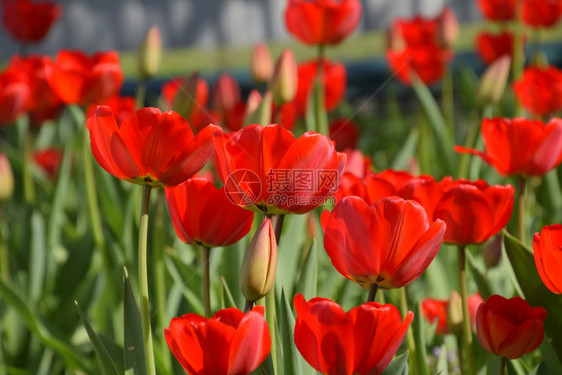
342, 148, 372, 178
0, 66, 31, 125
523, 0, 562, 28
86, 106, 221, 187
212, 74, 241, 114
47, 50, 124, 107
165, 306, 270, 375
165, 177, 254, 247
295, 58, 346, 115
393, 15, 439, 48
476, 295, 546, 359
476, 31, 514, 65
8, 54, 63, 126
434, 179, 514, 245
32, 148, 62, 179
322, 196, 445, 289
533, 224, 562, 294
161, 75, 210, 113
86, 95, 135, 125
477, 0, 515, 21
422, 292, 483, 335
285, 0, 362, 46
329, 118, 360, 152
513, 66, 562, 117
214, 124, 345, 214
272, 100, 297, 130
455, 117, 562, 177
1, 0, 62, 43
387, 44, 451, 86
293, 293, 413, 375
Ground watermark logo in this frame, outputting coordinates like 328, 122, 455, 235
225, 169, 261, 206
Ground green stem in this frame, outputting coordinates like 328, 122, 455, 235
202, 246, 212, 318
499, 357, 506, 375
367, 283, 378, 303
315, 45, 328, 136
138, 184, 156, 375
273, 214, 285, 245
517, 177, 527, 245
442, 63, 455, 141
513, 0, 525, 115
457, 334, 465, 374
0, 208, 9, 281
21, 116, 35, 205
400, 287, 420, 375
152, 191, 171, 371
458, 246, 476, 375
244, 300, 254, 313
265, 288, 277, 373
136, 79, 147, 109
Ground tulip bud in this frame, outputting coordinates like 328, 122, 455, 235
172, 73, 201, 119
436, 7, 459, 48
239, 218, 277, 302
477, 55, 511, 106
244, 89, 262, 121
270, 49, 298, 105
447, 291, 463, 335
212, 74, 241, 112
0, 153, 14, 201
137, 26, 162, 80
251, 43, 274, 83
482, 234, 502, 269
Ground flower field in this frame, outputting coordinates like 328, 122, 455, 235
2, 0, 562, 374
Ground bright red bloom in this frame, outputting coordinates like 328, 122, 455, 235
86, 95, 135, 125
1, 0, 62, 43
32, 148, 62, 179
272, 101, 298, 131
0, 66, 31, 125
86, 106, 221, 187
329, 118, 360, 151
393, 15, 438, 48
295, 58, 346, 115
165, 177, 254, 247
285, 0, 362, 46
422, 293, 483, 335
47, 50, 124, 107
342, 149, 372, 178
533, 224, 562, 294
322, 196, 445, 289
165, 306, 270, 375
434, 180, 514, 245
293, 293, 413, 375
523, 0, 562, 28
214, 124, 345, 214
476, 295, 546, 359
477, 0, 515, 21
513, 66, 562, 117
9, 54, 63, 126
476, 31, 514, 65
387, 45, 451, 86
455, 118, 562, 177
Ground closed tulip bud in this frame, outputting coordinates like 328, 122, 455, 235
212, 74, 241, 112
251, 43, 274, 83
477, 55, 511, 106
447, 291, 463, 335
172, 73, 200, 119
483, 234, 502, 269
437, 7, 458, 48
137, 26, 162, 80
244, 89, 262, 120
270, 49, 298, 105
0, 153, 14, 201
239, 218, 277, 302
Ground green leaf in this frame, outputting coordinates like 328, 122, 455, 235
391, 128, 420, 170
413, 301, 429, 375
246, 90, 272, 126
381, 351, 409, 375
503, 231, 562, 363
305, 75, 328, 135
466, 251, 492, 300
75, 301, 120, 375
279, 288, 303, 375
295, 239, 318, 300
123, 267, 147, 375
436, 344, 449, 375
29, 212, 46, 303
220, 276, 238, 309
47, 145, 72, 250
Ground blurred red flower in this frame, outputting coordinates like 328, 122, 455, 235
523, 0, 562, 28
1, 0, 62, 44
86, 106, 221, 187
455, 117, 562, 177
293, 293, 413, 375
477, 0, 515, 21
434, 179, 514, 245
0, 66, 31, 125
165, 306, 270, 375
476, 31, 514, 65
285, 0, 362, 45
47, 50, 124, 107
32, 148, 62, 179
165, 177, 254, 247
321, 196, 445, 289
476, 295, 546, 359
533, 224, 562, 294
212, 73, 241, 114
329, 118, 360, 151
422, 293, 483, 335
214, 124, 345, 214
86, 95, 135, 125
295, 58, 346, 115
9, 54, 63, 126
513, 66, 562, 117
387, 45, 451, 86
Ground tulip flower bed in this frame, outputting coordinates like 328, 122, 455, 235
3, 0, 562, 374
